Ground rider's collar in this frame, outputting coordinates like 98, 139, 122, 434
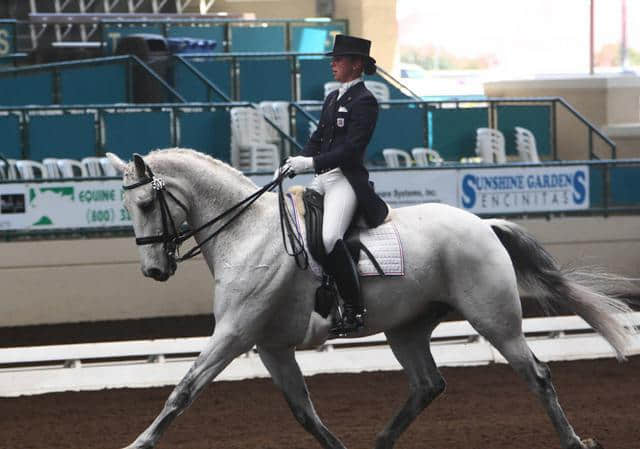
338, 76, 363, 99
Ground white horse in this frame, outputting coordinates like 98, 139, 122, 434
107, 148, 634, 449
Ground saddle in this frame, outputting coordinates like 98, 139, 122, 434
302, 188, 385, 276
297, 188, 403, 319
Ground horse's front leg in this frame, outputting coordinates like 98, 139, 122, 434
122, 322, 253, 449
257, 345, 347, 449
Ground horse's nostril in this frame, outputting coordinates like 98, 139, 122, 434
144, 267, 163, 278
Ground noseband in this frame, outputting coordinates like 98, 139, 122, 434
122, 161, 307, 267
122, 165, 189, 260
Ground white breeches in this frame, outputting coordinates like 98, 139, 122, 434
308, 168, 357, 254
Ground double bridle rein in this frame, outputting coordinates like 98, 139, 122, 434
122, 162, 308, 268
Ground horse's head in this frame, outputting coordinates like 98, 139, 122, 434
108, 152, 189, 282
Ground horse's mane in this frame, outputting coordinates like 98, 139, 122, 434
140, 148, 258, 191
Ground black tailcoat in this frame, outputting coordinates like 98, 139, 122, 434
302, 81, 389, 228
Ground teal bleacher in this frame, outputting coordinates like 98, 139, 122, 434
101, 18, 348, 54
0, 98, 553, 164
0, 15, 597, 176
0, 104, 233, 164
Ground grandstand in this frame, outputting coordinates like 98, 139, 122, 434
0, 0, 638, 401
0, 7, 639, 449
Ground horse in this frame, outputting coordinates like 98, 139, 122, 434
107, 148, 635, 449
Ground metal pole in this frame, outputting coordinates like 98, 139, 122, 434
53, 68, 61, 104
290, 54, 297, 102
589, 0, 594, 75
621, 0, 628, 71
96, 109, 104, 156
603, 162, 610, 217
422, 103, 428, 149
171, 107, 178, 147
551, 100, 557, 160
20, 110, 29, 159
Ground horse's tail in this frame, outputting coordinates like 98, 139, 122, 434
486, 218, 635, 361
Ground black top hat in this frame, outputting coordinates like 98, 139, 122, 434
326, 34, 377, 75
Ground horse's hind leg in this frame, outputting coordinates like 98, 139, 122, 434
257, 345, 347, 449
461, 292, 598, 449
487, 334, 602, 449
375, 315, 446, 449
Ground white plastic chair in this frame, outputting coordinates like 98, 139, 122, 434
0, 158, 19, 180
515, 126, 540, 162
259, 101, 291, 157
411, 147, 443, 166
475, 128, 506, 163
100, 157, 119, 176
230, 107, 280, 172
43, 158, 63, 178
15, 160, 47, 179
57, 159, 88, 178
364, 80, 390, 105
382, 148, 413, 168
81, 157, 105, 177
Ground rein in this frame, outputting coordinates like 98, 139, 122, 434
123, 163, 308, 268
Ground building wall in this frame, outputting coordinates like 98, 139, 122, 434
0, 237, 214, 327
189, 0, 398, 71
2, 214, 639, 327
334, 0, 397, 70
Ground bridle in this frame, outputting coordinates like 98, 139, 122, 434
122, 161, 308, 268
122, 164, 188, 260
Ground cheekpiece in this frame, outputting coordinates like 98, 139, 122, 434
151, 176, 166, 191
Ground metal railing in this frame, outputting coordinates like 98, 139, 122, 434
0, 101, 303, 160
0, 96, 616, 165
292, 96, 616, 161
0, 54, 185, 103
0, 101, 246, 158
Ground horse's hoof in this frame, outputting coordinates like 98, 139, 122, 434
581, 438, 604, 449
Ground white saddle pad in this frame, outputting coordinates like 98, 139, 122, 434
285, 193, 404, 278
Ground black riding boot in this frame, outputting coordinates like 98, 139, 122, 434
326, 239, 365, 335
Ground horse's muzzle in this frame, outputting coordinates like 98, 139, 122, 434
143, 261, 176, 282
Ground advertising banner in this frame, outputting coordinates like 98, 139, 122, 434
251, 170, 458, 209
0, 180, 131, 231
369, 169, 457, 208
458, 165, 589, 214
0, 165, 590, 232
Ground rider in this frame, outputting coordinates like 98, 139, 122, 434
285, 34, 389, 334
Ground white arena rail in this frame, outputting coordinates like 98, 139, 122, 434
1, 314, 639, 397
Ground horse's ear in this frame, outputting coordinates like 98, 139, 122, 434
133, 153, 146, 178
105, 152, 126, 173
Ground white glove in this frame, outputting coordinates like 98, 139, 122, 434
286, 156, 314, 174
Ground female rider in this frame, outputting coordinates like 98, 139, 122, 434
284, 34, 388, 334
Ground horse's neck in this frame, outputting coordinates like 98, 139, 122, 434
174, 161, 279, 261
